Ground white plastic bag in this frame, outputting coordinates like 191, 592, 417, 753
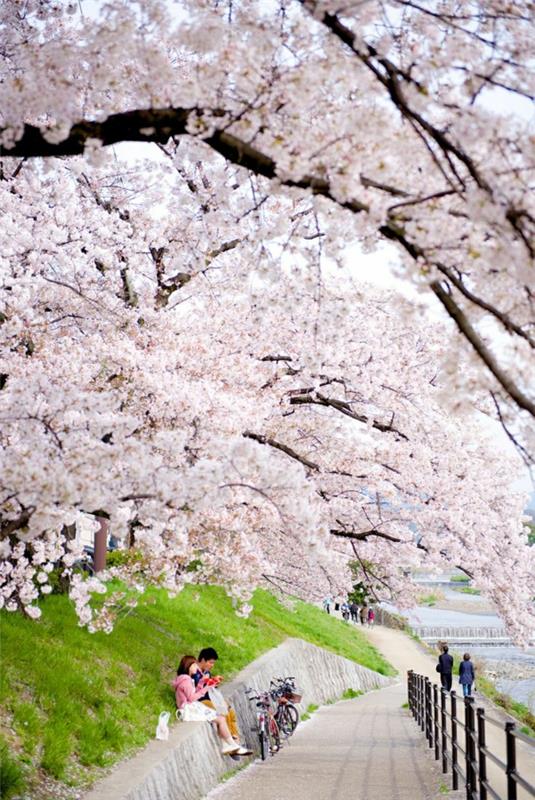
179, 701, 217, 722
207, 687, 228, 716
156, 711, 170, 740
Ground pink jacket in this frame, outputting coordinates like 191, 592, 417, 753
172, 674, 210, 709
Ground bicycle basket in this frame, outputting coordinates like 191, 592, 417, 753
286, 688, 303, 703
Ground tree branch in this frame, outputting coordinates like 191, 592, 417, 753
289, 392, 409, 439
431, 281, 535, 417
243, 430, 320, 471
331, 527, 402, 543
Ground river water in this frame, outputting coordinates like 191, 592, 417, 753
383, 600, 535, 713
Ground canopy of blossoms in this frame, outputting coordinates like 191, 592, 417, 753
0, 1, 533, 639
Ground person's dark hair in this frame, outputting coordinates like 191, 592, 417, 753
463, 653, 471, 661
442, 645, 449, 653
198, 647, 218, 662
177, 655, 197, 676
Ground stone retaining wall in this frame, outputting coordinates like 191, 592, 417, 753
84, 637, 393, 800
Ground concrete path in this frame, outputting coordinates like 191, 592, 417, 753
204, 625, 535, 800
205, 681, 457, 800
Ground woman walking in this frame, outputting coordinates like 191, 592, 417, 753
458, 653, 476, 697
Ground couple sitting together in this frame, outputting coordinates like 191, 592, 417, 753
173, 647, 252, 757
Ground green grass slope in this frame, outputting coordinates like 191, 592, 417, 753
0, 586, 394, 797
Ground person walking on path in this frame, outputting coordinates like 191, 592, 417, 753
437, 645, 454, 691
349, 601, 359, 623
322, 595, 332, 614
359, 606, 367, 625
458, 653, 476, 697
341, 601, 350, 621
367, 607, 375, 627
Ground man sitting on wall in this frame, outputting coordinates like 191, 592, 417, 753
194, 647, 252, 757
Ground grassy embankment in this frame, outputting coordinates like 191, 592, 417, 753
0, 585, 394, 798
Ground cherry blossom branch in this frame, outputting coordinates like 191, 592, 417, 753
289, 392, 409, 439
0, 110, 369, 213
437, 265, 535, 348
431, 281, 535, 417
330, 527, 402, 543
261, 573, 322, 599
1, 505, 35, 537
309, 6, 487, 190
243, 430, 320, 471
0, 108, 193, 157
489, 392, 534, 468
302, 1, 534, 246
2, 111, 533, 416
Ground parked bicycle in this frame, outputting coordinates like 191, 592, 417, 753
246, 688, 281, 760
270, 676, 301, 737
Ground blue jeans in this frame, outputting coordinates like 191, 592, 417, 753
462, 684, 472, 697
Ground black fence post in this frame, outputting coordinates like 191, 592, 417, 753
505, 721, 517, 800
419, 674, 425, 731
433, 683, 439, 760
408, 670, 414, 716
425, 678, 433, 748
477, 707, 487, 800
441, 689, 448, 774
451, 690, 459, 791
464, 696, 477, 800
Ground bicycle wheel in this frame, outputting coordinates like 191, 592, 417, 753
274, 706, 289, 737
259, 726, 269, 761
267, 716, 281, 755
281, 703, 299, 735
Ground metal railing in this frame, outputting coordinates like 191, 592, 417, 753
407, 671, 535, 799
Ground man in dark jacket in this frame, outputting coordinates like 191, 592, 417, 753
437, 645, 454, 691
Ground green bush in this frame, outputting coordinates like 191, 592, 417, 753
0, 738, 26, 800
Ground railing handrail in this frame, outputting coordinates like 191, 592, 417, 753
407, 670, 535, 800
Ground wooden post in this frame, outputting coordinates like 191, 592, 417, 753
93, 516, 108, 573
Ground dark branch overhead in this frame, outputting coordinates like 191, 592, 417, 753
2, 101, 532, 420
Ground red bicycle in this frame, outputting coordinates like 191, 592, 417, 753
246, 688, 281, 760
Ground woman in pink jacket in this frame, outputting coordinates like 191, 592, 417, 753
173, 655, 243, 755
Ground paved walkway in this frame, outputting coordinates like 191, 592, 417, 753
205, 625, 535, 800
205, 628, 460, 800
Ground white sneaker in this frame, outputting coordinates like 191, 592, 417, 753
221, 742, 240, 755
234, 746, 253, 756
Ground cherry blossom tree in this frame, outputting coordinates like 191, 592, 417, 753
0, 1, 533, 639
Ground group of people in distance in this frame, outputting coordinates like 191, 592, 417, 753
173, 647, 252, 757
437, 645, 476, 696
323, 596, 375, 626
